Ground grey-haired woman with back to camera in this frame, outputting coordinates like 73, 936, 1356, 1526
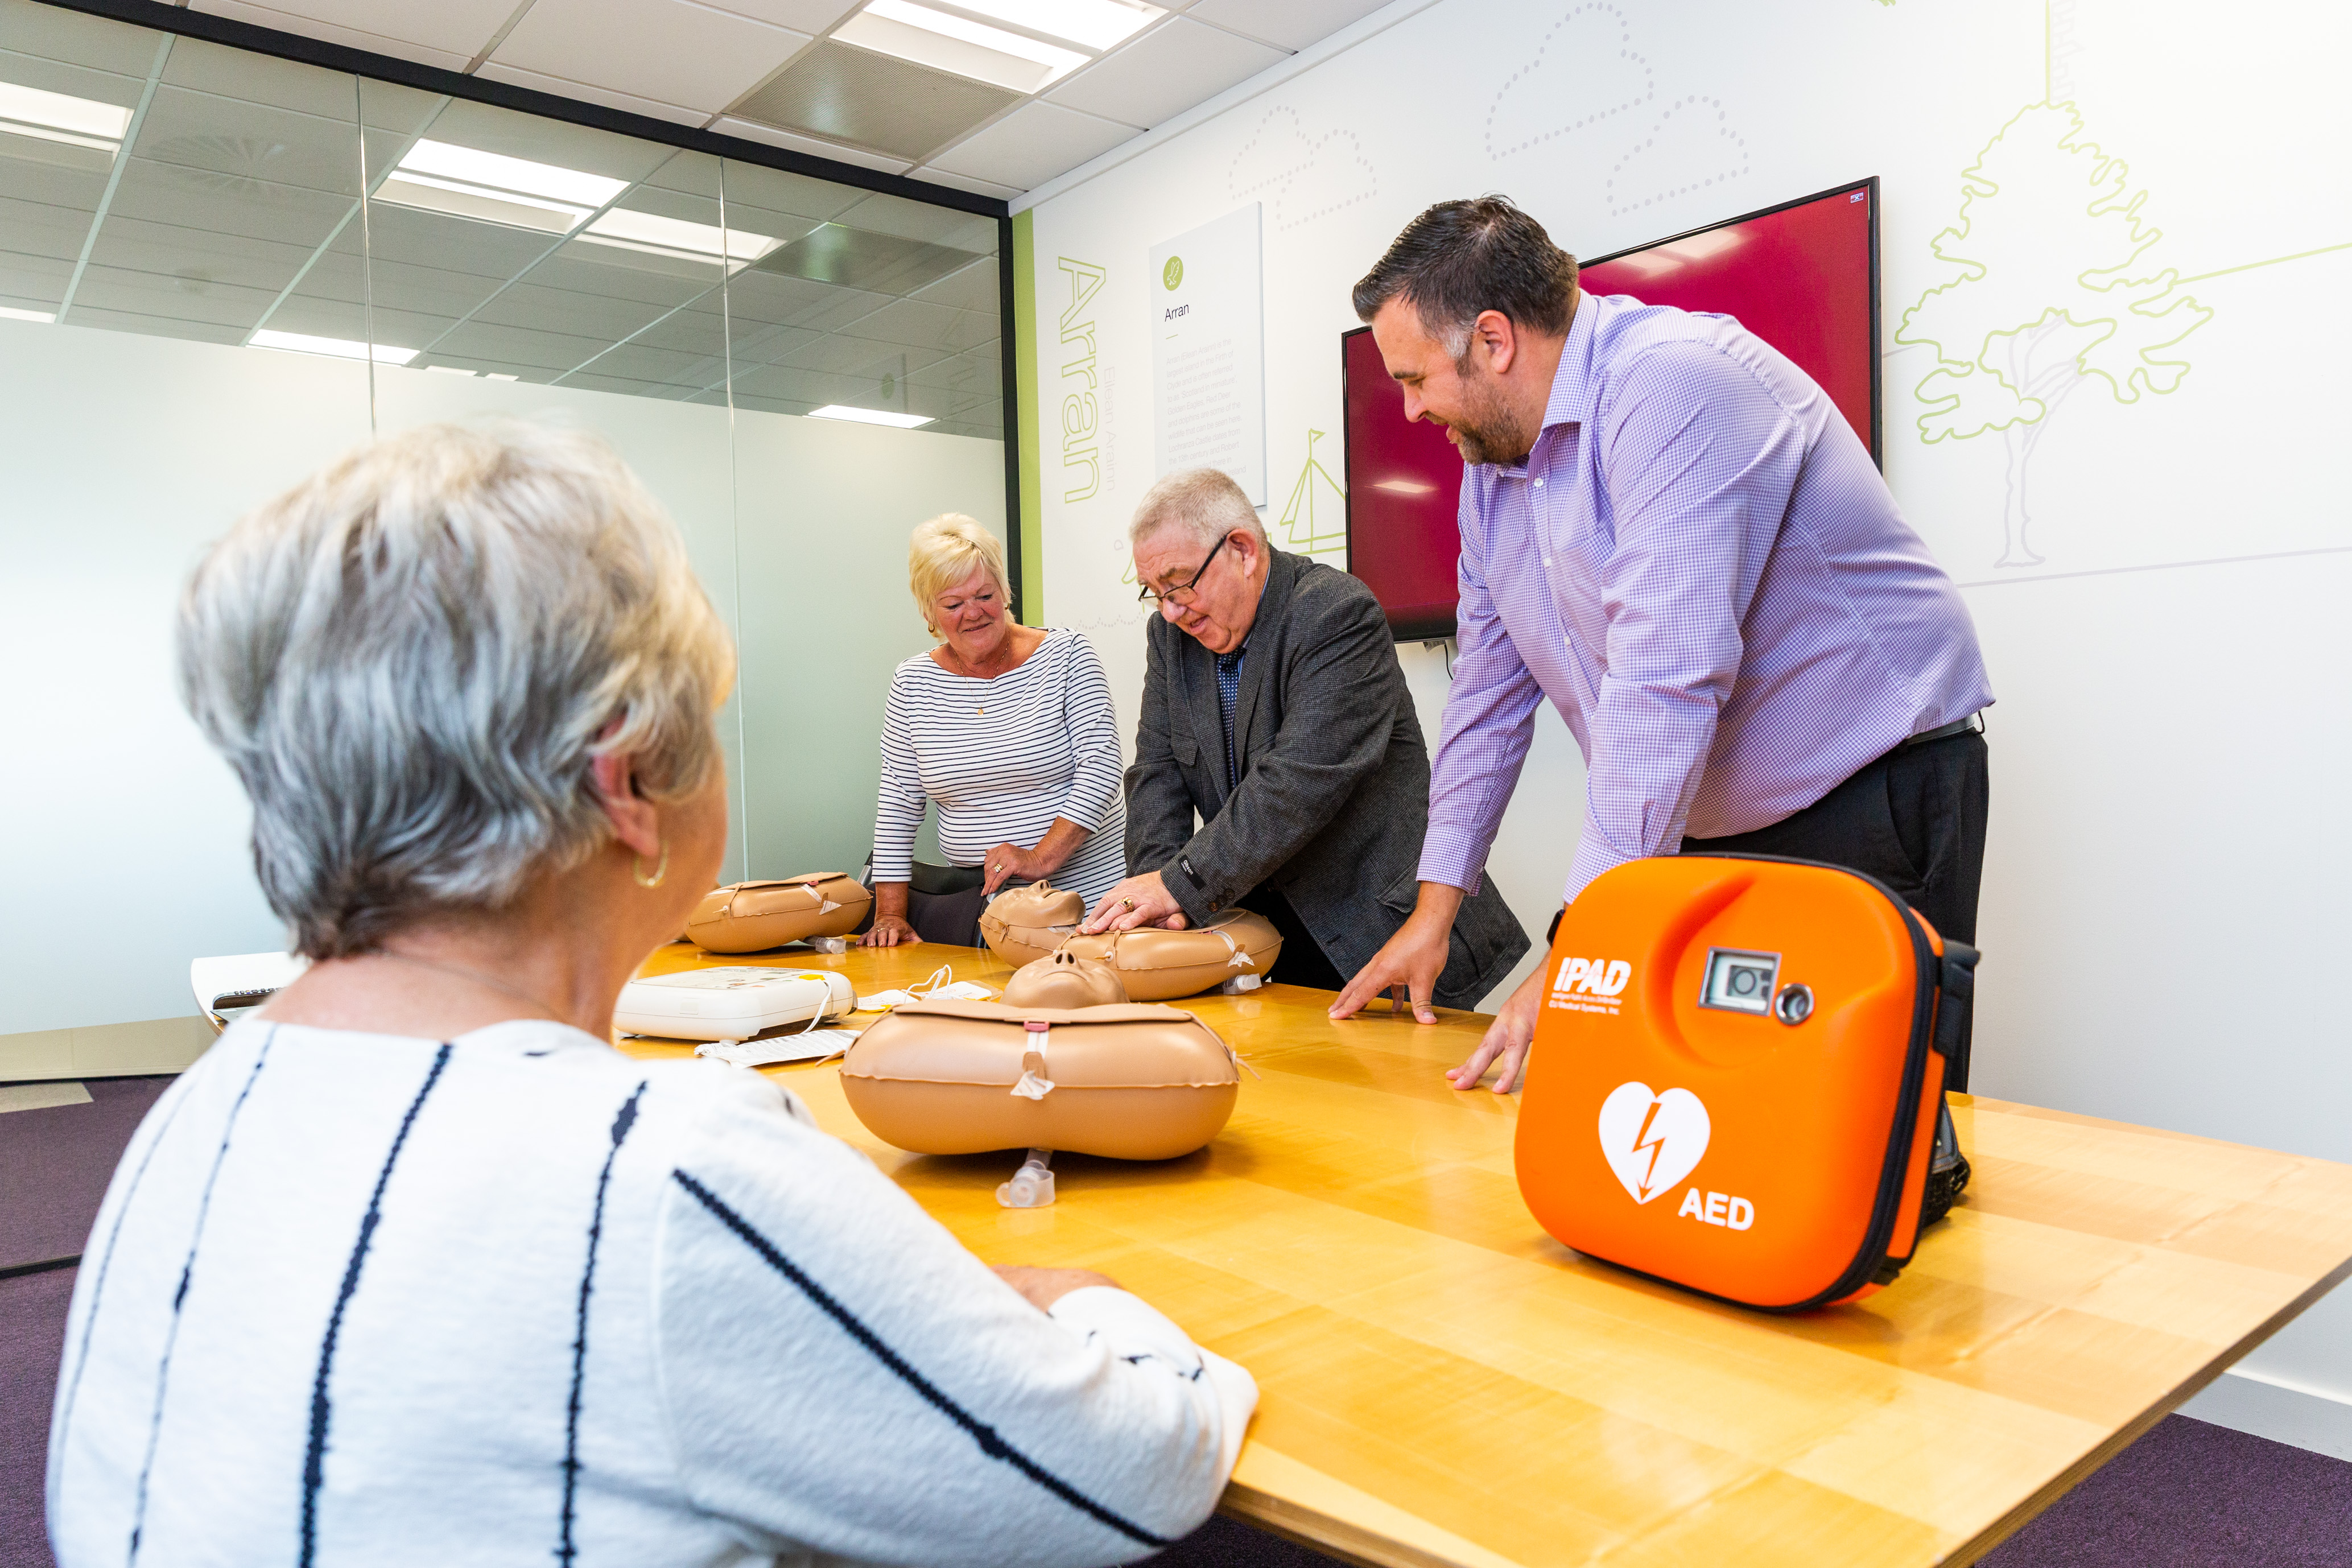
46, 423, 1252, 1567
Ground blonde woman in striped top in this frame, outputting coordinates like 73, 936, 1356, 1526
865, 515, 1127, 947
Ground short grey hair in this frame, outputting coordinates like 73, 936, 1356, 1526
1128, 467, 1268, 553
177, 421, 736, 959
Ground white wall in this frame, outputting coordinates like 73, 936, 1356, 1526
0, 315, 1000, 1038
1018, 0, 2352, 1443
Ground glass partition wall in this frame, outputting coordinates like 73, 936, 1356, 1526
1, 0, 1005, 971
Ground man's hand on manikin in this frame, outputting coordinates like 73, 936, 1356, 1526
1329, 882, 1466, 1026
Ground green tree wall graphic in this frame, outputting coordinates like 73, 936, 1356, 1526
1896, 102, 2211, 566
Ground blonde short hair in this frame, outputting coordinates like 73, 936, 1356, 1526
907, 513, 1010, 634
1128, 467, 1268, 552
176, 421, 737, 959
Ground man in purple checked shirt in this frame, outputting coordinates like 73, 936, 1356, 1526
1329, 196, 1993, 1094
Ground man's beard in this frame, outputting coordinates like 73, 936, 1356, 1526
1442, 368, 1534, 466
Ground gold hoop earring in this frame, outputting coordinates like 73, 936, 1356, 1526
633, 842, 669, 889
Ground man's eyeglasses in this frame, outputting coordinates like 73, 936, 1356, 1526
1137, 534, 1228, 607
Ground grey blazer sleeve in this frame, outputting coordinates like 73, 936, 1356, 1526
1124, 626, 1196, 877
1158, 587, 1401, 925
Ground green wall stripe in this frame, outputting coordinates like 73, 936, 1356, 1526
1012, 208, 1043, 622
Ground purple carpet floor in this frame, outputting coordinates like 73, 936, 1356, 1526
5, 1074, 2349, 1567
0, 1077, 170, 1272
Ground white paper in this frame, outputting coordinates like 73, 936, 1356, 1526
695, 1029, 861, 1068
1150, 205, 1265, 505
856, 980, 997, 1010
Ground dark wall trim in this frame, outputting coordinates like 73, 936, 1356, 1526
30, 0, 1010, 219
997, 212, 1022, 618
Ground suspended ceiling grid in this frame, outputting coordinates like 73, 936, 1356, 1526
163, 0, 1398, 197
2, 1, 1005, 433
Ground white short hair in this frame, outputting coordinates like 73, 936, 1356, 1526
1128, 467, 1268, 553
177, 421, 736, 959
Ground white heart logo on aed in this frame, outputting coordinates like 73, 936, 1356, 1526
1596, 1082, 1711, 1205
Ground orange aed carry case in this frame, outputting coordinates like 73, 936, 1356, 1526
1515, 853, 1979, 1311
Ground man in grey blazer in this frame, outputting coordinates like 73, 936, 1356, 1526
1081, 468, 1528, 1012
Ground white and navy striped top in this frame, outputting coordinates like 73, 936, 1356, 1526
873, 629, 1128, 905
47, 1016, 1255, 1567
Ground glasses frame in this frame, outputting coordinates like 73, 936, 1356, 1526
1138, 533, 1231, 606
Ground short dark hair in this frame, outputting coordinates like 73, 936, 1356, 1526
1351, 196, 1579, 349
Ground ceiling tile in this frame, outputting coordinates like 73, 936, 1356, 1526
137, 85, 365, 200
489, 0, 812, 117
905, 167, 1020, 203
727, 40, 1014, 163
696, 0, 859, 30
829, 191, 997, 252
909, 255, 997, 313
71, 264, 277, 329
925, 100, 1137, 192
774, 330, 949, 377
69, 306, 249, 346
705, 159, 865, 225
188, 0, 478, 72
472, 62, 706, 128
837, 295, 993, 354
418, 98, 680, 183
2, 2, 178, 77
433, 317, 610, 370
1046, 17, 1284, 130
709, 118, 910, 175
1178, 0, 1392, 52
0, 188, 109, 262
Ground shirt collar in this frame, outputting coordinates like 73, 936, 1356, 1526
1492, 291, 1603, 476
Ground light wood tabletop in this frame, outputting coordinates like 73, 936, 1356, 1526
620, 940, 2352, 1567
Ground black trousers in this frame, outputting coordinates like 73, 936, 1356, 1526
1682, 729, 1990, 1087
1238, 887, 1347, 992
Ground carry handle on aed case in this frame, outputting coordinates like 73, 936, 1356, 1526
1515, 853, 1979, 1313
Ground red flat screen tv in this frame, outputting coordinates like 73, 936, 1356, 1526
1344, 176, 1880, 641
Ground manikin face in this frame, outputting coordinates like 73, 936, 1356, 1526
1132, 525, 1261, 656
1368, 298, 1536, 467
930, 565, 1010, 658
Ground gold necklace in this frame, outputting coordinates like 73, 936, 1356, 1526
369, 948, 566, 1024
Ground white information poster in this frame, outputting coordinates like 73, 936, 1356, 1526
1149, 204, 1266, 506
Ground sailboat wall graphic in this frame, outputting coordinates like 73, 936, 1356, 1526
1279, 429, 1350, 557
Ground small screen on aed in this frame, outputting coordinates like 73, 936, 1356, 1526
1343, 178, 1878, 643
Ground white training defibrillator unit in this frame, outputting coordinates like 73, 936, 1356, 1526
614, 968, 855, 1043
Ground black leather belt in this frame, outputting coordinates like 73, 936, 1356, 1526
1901, 712, 1984, 750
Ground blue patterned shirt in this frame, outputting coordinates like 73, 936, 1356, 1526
1421, 292, 1994, 905
1214, 645, 1247, 791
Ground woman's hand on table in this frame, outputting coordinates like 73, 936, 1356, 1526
862, 915, 922, 947
1080, 872, 1188, 934
993, 1265, 1117, 1311
1445, 965, 1546, 1094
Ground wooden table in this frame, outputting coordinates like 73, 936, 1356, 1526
621, 942, 2352, 1567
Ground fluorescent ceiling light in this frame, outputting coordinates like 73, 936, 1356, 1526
0, 304, 56, 323
397, 139, 627, 208
839, 0, 1087, 93
949, 0, 1161, 51
1372, 478, 1437, 495
378, 170, 589, 234
376, 139, 628, 234
0, 81, 132, 153
808, 404, 934, 428
250, 329, 418, 365
579, 208, 782, 268
485, 372, 519, 381
426, 365, 477, 375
